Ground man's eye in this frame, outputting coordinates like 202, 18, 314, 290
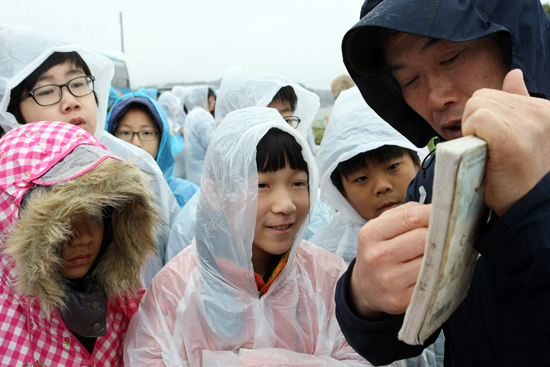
293, 181, 307, 187
440, 52, 461, 66
354, 176, 367, 183
402, 76, 418, 88
258, 183, 267, 188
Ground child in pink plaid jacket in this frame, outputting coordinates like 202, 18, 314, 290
0, 121, 161, 366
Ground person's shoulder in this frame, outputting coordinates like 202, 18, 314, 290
151, 246, 195, 287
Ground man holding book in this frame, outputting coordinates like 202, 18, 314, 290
335, 0, 550, 365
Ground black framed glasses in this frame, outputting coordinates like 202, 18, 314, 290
283, 115, 301, 128
20, 75, 95, 106
115, 130, 159, 141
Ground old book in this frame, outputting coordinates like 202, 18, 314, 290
398, 135, 490, 345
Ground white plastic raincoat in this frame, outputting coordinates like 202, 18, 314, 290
165, 68, 333, 261
182, 85, 215, 185
310, 87, 421, 264
125, 107, 388, 367
0, 25, 180, 286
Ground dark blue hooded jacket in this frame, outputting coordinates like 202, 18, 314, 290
335, 1, 550, 366
106, 93, 198, 208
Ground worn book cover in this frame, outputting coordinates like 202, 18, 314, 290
398, 136, 490, 345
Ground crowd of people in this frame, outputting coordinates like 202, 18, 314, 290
0, 0, 548, 365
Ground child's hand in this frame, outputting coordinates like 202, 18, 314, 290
350, 202, 429, 319
462, 69, 550, 216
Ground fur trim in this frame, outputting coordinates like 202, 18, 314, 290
3, 159, 161, 316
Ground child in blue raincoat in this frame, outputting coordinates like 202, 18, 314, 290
106, 92, 198, 208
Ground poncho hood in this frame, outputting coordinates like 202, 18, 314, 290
0, 25, 114, 139
106, 92, 177, 181
312, 87, 419, 263
342, 0, 550, 146
214, 66, 320, 140
192, 106, 318, 339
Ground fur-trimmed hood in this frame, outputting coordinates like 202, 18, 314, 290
4, 159, 161, 315
0, 122, 161, 316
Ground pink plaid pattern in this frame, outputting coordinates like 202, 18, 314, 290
0, 121, 110, 234
0, 256, 143, 367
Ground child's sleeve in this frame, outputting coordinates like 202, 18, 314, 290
124, 264, 188, 367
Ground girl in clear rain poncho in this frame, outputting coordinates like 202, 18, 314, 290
0, 25, 180, 286
0, 121, 161, 366
124, 107, 397, 367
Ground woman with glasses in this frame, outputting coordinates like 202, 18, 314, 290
106, 92, 199, 208
0, 25, 181, 288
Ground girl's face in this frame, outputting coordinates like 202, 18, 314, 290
252, 163, 309, 277
115, 108, 161, 159
60, 215, 103, 280
19, 61, 98, 134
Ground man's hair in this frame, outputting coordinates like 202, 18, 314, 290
256, 128, 308, 176
8, 52, 97, 125
270, 86, 298, 113
330, 145, 420, 197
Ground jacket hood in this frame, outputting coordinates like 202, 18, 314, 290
194, 106, 318, 295
215, 66, 320, 140
0, 122, 161, 315
106, 92, 176, 181
342, 0, 550, 146
0, 25, 114, 139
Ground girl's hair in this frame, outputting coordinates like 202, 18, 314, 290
331, 145, 420, 197
256, 128, 308, 174
7, 52, 97, 124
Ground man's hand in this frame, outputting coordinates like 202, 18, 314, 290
350, 202, 430, 320
462, 69, 550, 216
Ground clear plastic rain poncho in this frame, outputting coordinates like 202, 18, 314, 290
124, 106, 384, 367
165, 68, 333, 261
158, 91, 185, 155
0, 25, 180, 286
182, 85, 215, 186
215, 65, 320, 154
310, 87, 420, 264
171, 85, 188, 132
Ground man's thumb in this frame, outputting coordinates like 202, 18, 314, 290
502, 69, 529, 96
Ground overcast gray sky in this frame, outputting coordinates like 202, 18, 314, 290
2, 0, 366, 90
4, 1, 549, 90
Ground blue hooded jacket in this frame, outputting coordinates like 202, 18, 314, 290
106, 92, 199, 208
336, 1, 550, 366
